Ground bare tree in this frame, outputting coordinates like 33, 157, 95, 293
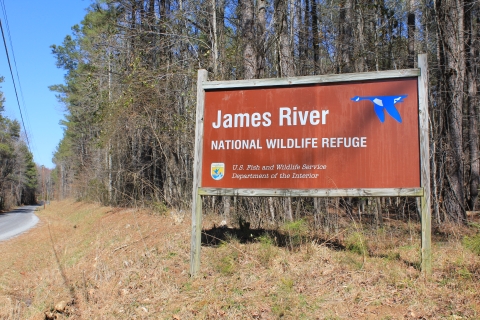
241, 0, 256, 79
435, 0, 467, 222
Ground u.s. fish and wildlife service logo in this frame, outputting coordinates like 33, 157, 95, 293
211, 163, 225, 180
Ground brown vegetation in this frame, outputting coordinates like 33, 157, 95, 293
0, 200, 479, 319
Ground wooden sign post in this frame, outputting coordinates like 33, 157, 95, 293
191, 54, 431, 276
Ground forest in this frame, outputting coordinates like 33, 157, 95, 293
49, 0, 479, 226
0, 76, 37, 210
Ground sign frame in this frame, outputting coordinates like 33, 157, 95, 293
190, 54, 431, 276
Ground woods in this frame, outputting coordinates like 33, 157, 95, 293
50, 0, 479, 224
0, 77, 37, 210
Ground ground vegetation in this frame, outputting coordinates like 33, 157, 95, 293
0, 200, 479, 319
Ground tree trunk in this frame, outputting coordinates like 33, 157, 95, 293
218, 0, 226, 78
466, 0, 479, 210
211, 0, 218, 76
311, 0, 320, 74
375, 197, 383, 228
407, 0, 416, 68
241, 0, 256, 79
256, 0, 266, 78
354, 4, 366, 72
275, 0, 294, 77
436, 0, 467, 222
338, 0, 353, 73
284, 197, 293, 221
268, 196, 275, 223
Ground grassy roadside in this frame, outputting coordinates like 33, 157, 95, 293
0, 200, 479, 319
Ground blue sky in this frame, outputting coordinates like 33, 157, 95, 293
0, 0, 91, 169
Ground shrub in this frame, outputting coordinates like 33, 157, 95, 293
345, 231, 368, 256
257, 233, 277, 267
463, 234, 480, 255
151, 201, 168, 215
217, 252, 238, 275
281, 219, 309, 250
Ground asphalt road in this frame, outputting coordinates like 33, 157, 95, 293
0, 205, 40, 242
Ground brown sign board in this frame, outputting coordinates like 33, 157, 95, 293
191, 57, 431, 277
201, 78, 420, 190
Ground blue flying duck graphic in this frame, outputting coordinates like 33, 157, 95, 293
351, 95, 407, 123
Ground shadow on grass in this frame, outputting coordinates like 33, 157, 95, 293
202, 224, 422, 270
201, 225, 345, 251
47, 223, 80, 316
372, 252, 422, 270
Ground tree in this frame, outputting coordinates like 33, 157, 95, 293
465, 0, 479, 211
435, 0, 467, 222
0, 76, 37, 209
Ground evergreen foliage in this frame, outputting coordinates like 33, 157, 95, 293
0, 77, 38, 210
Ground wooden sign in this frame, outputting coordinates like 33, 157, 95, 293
191, 55, 431, 276
202, 78, 420, 190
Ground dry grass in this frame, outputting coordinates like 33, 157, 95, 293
0, 200, 479, 319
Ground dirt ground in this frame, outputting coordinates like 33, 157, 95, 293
0, 200, 479, 319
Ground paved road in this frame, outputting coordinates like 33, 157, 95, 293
0, 205, 40, 242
